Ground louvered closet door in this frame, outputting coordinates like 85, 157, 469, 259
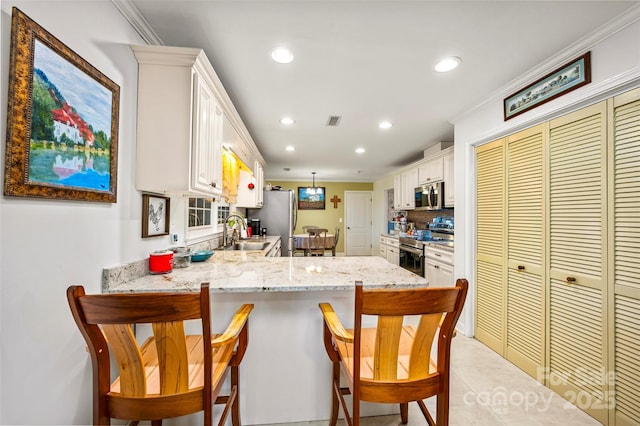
612, 88, 640, 426
506, 124, 545, 379
475, 139, 506, 355
548, 101, 607, 424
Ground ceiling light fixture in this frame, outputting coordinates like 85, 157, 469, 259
285, 145, 295, 152
271, 47, 294, 64
280, 117, 295, 125
355, 147, 365, 154
306, 172, 323, 195
435, 56, 461, 72
378, 121, 392, 129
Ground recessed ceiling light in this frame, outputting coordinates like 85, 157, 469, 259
378, 121, 392, 129
435, 56, 461, 72
271, 47, 294, 64
355, 147, 365, 154
280, 117, 295, 125
285, 145, 295, 152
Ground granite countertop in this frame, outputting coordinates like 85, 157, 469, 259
104, 236, 427, 294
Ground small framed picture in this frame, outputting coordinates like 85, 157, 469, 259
142, 194, 170, 238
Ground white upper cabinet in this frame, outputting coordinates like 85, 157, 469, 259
236, 160, 264, 208
132, 45, 223, 197
191, 74, 223, 196
443, 150, 454, 207
394, 167, 418, 210
418, 156, 444, 184
132, 45, 264, 198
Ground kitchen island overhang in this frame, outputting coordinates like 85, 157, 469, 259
101, 239, 429, 424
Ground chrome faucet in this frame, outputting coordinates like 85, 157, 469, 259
222, 213, 247, 247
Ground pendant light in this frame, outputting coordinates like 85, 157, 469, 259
306, 172, 323, 195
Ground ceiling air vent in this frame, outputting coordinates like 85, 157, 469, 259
326, 115, 342, 126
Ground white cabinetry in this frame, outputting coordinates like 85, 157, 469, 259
443, 150, 454, 207
379, 235, 399, 265
394, 168, 418, 210
236, 160, 265, 208
379, 235, 387, 257
424, 245, 454, 287
386, 236, 400, 265
132, 45, 223, 197
418, 157, 443, 184
266, 238, 281, 257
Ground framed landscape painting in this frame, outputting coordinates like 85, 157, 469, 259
4, 7, 120, 203
298, 187, 326, 210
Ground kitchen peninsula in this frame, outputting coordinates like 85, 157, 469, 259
102, 237, 428, 424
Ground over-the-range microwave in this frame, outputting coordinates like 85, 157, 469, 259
414, 182, 444, 210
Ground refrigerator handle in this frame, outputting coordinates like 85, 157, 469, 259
292, 194, 298, 230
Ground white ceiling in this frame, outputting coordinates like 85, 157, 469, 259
123, 0, 637, 183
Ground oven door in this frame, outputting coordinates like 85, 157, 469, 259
399, 244, 425, 277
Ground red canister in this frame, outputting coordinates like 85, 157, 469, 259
149, 250, 173, 274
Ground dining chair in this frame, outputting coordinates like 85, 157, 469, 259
328, 226, 340, 256
67, 282, 254, 426
307, 227, 329, 256
319, 278, 468, 426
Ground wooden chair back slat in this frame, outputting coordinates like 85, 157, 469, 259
373, 316, 403, 380
101, 324, 147, 397
408, 313, 441, 379
152, 321, 190, 395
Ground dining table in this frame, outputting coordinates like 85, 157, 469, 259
293, 233, 336, 256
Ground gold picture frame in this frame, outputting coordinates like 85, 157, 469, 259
4, 7, 120, 202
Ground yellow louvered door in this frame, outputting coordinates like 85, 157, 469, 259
505, 124, 546, 379
475, 139, 506, 355
610, 87, 640, 426
548, 101, 608, 424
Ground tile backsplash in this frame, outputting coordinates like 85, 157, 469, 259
407, 209, 454, 230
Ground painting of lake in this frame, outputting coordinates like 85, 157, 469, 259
29, 39, 114, 192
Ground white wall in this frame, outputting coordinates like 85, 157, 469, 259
0, 1, 177, 423
451, 9, 640, 337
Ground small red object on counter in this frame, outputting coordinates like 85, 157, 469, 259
247, 226, 252, 237
149, 250, 173, 274
248, 182, 255, 189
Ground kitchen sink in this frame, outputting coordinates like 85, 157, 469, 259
222, 241, 270, 251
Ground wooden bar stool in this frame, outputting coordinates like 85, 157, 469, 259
319, 279, 468, 425
67, 283, 253, 425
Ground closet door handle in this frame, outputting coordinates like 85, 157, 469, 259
517, 265, 525, 271
566, 276, 577, 284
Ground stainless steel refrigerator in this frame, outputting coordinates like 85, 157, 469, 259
247, 190, 297, 257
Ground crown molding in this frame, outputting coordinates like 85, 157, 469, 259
452, 3, 640, 125
111, 0, 164, 46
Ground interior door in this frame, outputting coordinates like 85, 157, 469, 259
345, 191, 372, 256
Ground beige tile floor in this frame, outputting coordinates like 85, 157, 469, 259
263, 336, 601, 426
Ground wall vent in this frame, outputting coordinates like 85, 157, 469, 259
326, 115, 342, 126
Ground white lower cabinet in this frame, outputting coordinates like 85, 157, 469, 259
267, 239, 281, 257
379, 235, 399, 265
386, 237, 400, 265
424, 245, 454, 287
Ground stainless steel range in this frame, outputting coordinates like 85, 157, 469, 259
399, 237, 425, 277
399, 217, 454, 277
